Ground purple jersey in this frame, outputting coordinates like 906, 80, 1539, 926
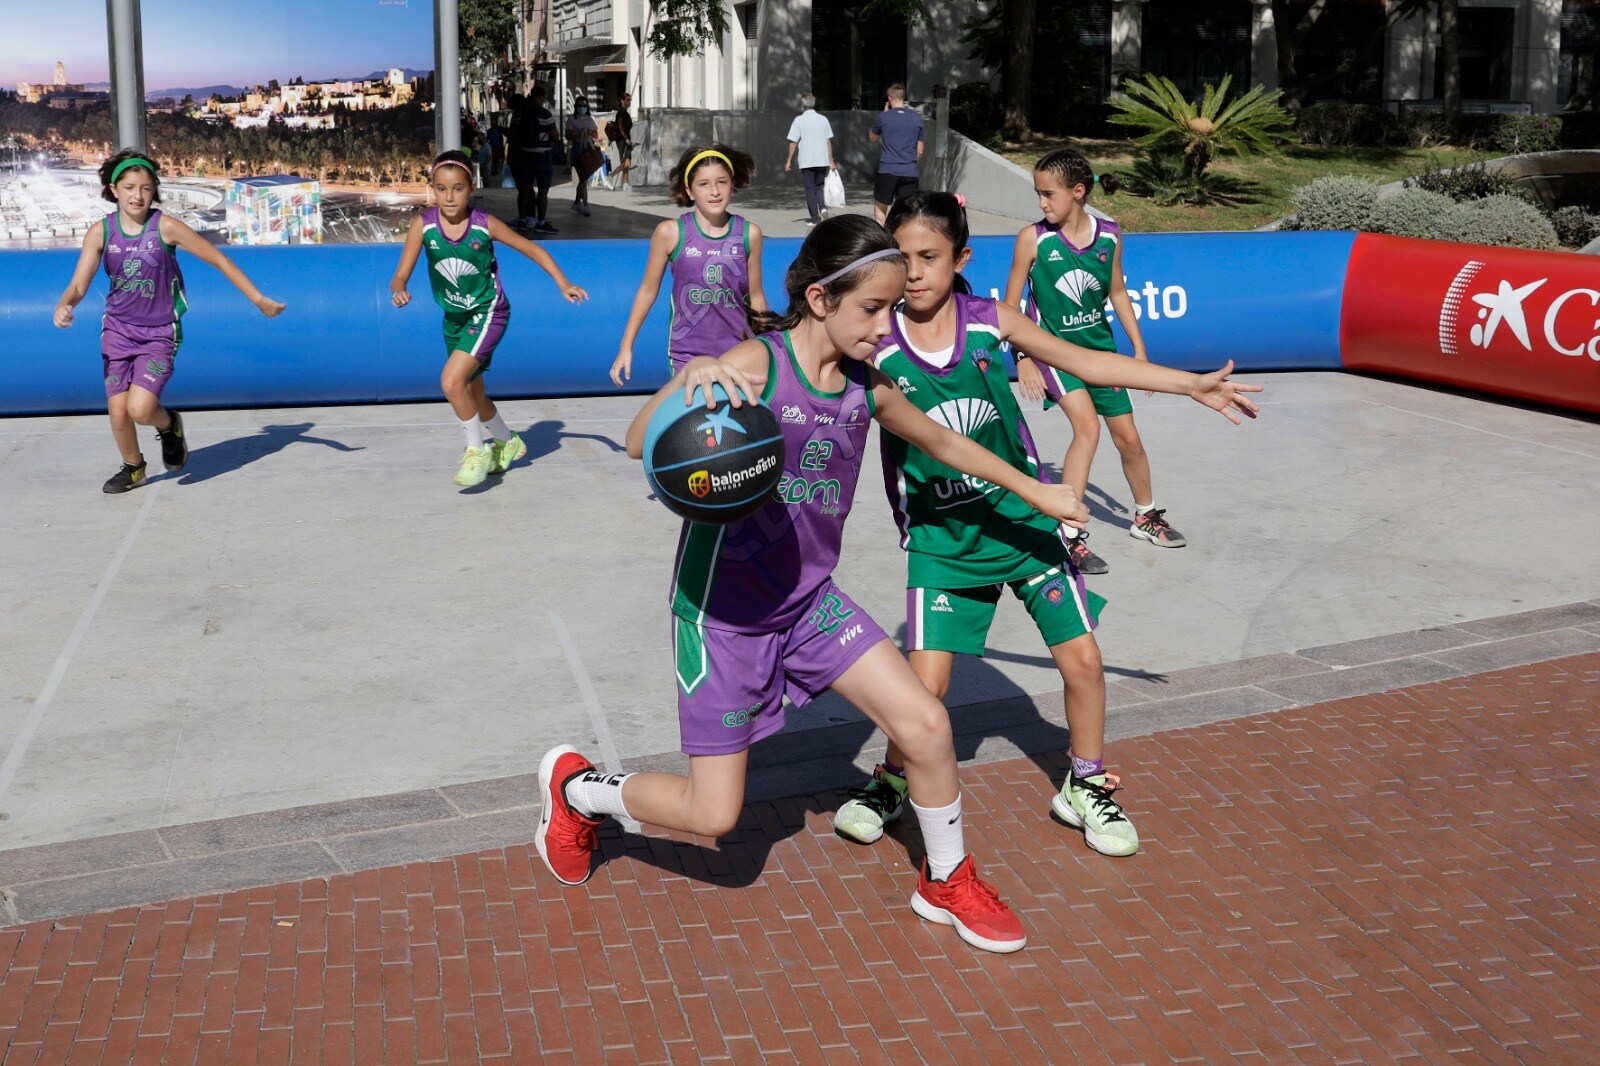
101, 210, 186, 336
667, 212, 752, 366
670, 330, 876, 635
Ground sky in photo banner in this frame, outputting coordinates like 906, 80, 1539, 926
1, 0, 110, 88
1, 0, 432, 92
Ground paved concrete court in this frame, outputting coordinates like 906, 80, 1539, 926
1, 372, 1597, 866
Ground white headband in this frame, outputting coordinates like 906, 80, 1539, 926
814, 248, 905, 289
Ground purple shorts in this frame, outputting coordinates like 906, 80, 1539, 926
102, 328, 178, 399
444, 300, 511, 377
672, 580, 888, 756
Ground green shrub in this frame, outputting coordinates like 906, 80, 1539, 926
1122, 150, 1206, 205
1290, 175, 1381, 230
1407, 159, 1519, 202
1295, 102, 1402, 147
1552, 205, 1600, 248
1493, 114, 1562, 154
1367, 188, 1463, 239
1402, 111, 1453, 148
1452, 194, 1559, 249
949, 82, 1003, 149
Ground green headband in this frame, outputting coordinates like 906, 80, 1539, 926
110, 157, 158, 184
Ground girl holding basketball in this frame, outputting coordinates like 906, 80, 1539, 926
538, 216, 1087, 954
53, 149, 285, 494
833, 191, 1260, 857
1005, 148, 1173, 576
609, 145, 768, 386
390, 149, 588, 487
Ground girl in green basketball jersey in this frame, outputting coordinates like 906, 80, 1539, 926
1005, 148, 1168, 576
391, 149, 588, 487
834, 192, 1260, 856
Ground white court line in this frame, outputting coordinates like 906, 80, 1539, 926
1362, 400, 1600, 461
0, 417, 635, 438
549, 610, 640, 832
0, 483, 161, 805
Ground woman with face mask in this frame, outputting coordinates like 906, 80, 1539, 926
565, 95, 601, 217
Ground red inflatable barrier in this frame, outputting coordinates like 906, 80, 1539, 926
1341, 233, 1600, 415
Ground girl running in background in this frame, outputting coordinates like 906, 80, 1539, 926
53, 149, 285, 494
1005, 148, 1174, 576
609, 145, 768, 386
538, 216, 1086, 954
390, 149, 588, 488
835, 192, 1260, 856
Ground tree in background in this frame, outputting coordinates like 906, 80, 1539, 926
1003, 0, 1036, 139
959, 0, 1102, 139
1111, 73, 1291, 202
459, 0, 520, 113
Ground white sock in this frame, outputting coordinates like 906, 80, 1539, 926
1135, 501, 1156, 514
483, 412, 510, 441
911, 795, 965, 881
460, 416, 485, 449
564, 770, 633, 819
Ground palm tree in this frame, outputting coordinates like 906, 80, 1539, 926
1110, 73, 1292, 184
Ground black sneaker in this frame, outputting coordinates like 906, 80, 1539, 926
1066, 532, 1109, 575
157, 410, 188, 471
534, 220, 558, 234
103, 461, 148, 494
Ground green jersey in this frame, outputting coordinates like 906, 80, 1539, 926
1027, 216, 1120, 353
876, 294, 1068, 589
421, 206, 507, 317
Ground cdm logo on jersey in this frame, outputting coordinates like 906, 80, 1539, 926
1440, 260, 1600, 361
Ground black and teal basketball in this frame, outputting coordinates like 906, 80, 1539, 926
643, 385, 785, 523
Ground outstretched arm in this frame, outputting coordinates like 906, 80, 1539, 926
996, 303, 1261, 424
54, 224, 106, 327
487, 215, 587, 303
624, 340, 769, 459
870, 369, 1087, 527
611, 220, 677, 385
161, 215, 284, 316
390, 215, 424, 307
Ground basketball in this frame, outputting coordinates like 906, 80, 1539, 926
642, 385, 785, 523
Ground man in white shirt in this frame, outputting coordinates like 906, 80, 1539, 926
784, 93, 836, 226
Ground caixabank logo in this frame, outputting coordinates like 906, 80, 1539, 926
1440, 260, 1600, 361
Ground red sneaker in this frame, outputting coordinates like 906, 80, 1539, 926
536, 745, 605, 886
910, 854, 1027, 953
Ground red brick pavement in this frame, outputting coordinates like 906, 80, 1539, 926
3, 654, 1598, 1064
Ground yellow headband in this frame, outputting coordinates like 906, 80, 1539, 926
684, 150, 734, 179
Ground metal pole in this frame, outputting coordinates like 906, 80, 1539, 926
435, 0, 463, 151
105, 0, 147, 153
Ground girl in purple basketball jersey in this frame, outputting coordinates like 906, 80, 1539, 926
537, 217, 1088, 955
609, 145, 768, 385
53, 150, 285, 494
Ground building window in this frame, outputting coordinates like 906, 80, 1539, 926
1141, 0, 1251, 99
811, 0, 909, 110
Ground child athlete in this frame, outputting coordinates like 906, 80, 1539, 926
835, 192, 1261, 855
609, 145, 767, 385
1005, 148, 1174, 576
53, 150, 285, 493
538, 216, 1088, 954
390, 149, 588, 487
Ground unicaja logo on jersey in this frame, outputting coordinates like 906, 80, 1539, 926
1440, 261, 1600, 361
434, 259, 480, 286
926, 397, 999, 436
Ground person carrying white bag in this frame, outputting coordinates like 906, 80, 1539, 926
823, 168, 846, 212
785, 93, 837, 226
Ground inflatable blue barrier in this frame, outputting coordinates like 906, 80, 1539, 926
2, 231, 1356, 416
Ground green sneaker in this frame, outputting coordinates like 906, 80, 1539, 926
453, 444, 494, 487
833, 765, 908, 844
491, 432, 527, 474
1052, 772, 1140, 857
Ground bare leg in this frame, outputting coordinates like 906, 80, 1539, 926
106, 391, 142, 465
829, 640, 958, 807
468, 376, 497, 422
1058, 389, 1101, 502
1104, 412, 1152, 509
615, 750, 750, 840
878, 648, 958, 770
440, 352, 483, 422
1051, 634, 1106, 763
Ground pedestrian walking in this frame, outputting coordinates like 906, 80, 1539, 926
869, 83, 925, 224
784, 93, 836, 226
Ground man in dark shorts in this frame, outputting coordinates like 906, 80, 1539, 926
869, 83, 925, 223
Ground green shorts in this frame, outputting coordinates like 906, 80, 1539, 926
1042, 365, 1134, 418
443, 301, 511, 380
906, 566, 1106, 657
